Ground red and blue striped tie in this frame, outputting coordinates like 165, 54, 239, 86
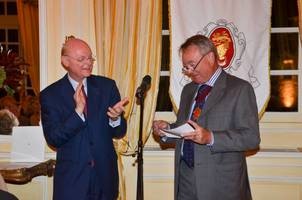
182, 84, 212, 168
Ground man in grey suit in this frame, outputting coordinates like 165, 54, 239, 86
153, 34, 260, 200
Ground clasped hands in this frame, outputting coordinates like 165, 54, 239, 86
152, 120, 213, 144
74, 82, 129, 120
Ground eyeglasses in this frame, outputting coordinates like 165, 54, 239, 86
182, 52, 209, 72
63, 55, 96, 63
179, 52, 209, 86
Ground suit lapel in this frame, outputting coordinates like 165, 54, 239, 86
184, 83, 199, 121
86, 77, 102, 119
201, 71, 227, 118
60, 75, 77, 111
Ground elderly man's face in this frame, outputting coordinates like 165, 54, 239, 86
181, 45, 217, 84
61, 40, 94, 82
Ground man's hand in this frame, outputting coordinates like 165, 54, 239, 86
73, 82, 86, 115
107, 97, 129, 120
152, 120, 169, 137
183, 120, 213, 144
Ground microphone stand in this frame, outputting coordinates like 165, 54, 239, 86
136, 90, 145, 200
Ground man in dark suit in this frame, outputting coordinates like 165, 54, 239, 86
153, 34, 260, 200
0, 190, 18, 200
40, 36, 129, 200
0, 174, 18, 200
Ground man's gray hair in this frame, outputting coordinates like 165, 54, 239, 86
179, 34, 219, 59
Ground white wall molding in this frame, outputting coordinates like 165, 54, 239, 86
249, 176, 302, 184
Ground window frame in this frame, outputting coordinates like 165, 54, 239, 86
261, 27, 301, 123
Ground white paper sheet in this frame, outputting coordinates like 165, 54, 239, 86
11, 126, 45, 162
160, 123, 195, 138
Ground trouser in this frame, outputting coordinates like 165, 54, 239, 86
177, 160, 198, 200
87, 167, 103, 200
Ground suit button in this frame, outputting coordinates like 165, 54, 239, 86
90, 141, 94, 146
88, 160, 95, 167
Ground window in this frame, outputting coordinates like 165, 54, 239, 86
262, 0, 300, 122
0, 0, 20, 54
267, 0, 298, 112
0, 0, 39, 131
0, 0, 17, 16
156, 0, 172, 112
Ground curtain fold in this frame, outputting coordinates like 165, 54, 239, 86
94, 0, 162, 199
16, 0, 39, 96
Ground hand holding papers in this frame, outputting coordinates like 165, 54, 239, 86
160, 123, 195, 138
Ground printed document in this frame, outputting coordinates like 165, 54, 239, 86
160, 123, 194, 138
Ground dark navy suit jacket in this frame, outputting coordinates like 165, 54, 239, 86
40, 74, 127, 200
0, 190, 18, 200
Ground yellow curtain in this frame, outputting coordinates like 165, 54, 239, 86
16, 0, 39, 95
94, 0, 162, 199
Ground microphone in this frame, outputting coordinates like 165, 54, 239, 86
135, 75, 151, 98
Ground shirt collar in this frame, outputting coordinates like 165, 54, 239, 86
67, 74, 87, 93
204, 67, 222, 87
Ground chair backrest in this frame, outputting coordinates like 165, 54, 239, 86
11, 126, 45, 162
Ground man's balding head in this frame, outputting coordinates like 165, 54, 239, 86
61, 36, 91, 56
60, 36, 94, 82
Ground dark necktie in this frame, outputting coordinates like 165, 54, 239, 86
182, 84, 212, 168
81, 85, 88, 117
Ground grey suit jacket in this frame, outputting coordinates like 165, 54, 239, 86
172, 70, 260, 200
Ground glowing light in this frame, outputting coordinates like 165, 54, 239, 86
279, 79, 297, 108
282, 59, 294, 65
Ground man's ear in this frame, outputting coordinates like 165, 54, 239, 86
61, 56, 69, 69
206, 51, 216, 65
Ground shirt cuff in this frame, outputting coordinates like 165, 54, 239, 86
207, 131, 214, 146
161, 136, 168, 142
109, 117, 121, 128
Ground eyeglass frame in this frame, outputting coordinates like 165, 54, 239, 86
63, 54, 96, 63
179, 51, 210, 86
182, 51, 210, 73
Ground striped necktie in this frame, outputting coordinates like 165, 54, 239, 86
182, 84, 212, 168
81, 85, 88, 117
